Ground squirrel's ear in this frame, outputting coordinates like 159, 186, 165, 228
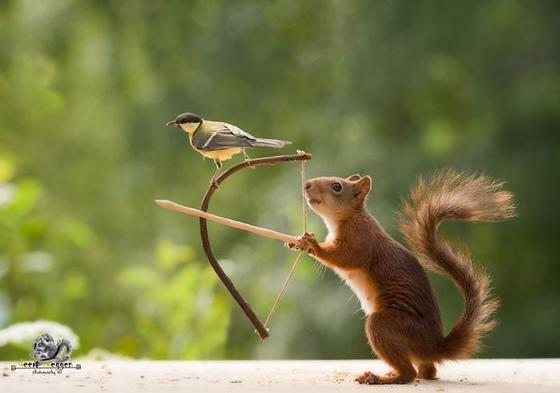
346, 174, 362, 182
353, 175, 372, 199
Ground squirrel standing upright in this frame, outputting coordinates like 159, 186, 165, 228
289, 171, 516, 384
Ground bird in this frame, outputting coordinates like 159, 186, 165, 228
166, 112, 291, 184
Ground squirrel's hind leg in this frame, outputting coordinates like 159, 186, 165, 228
356, 312, 417, 384
418, 362, 437, 379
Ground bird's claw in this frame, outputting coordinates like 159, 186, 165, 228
244, 158, 256, 169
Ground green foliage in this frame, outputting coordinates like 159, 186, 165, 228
115, 240, 230, 358
0, 0, 559, 359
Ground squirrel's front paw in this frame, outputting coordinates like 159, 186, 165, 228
288, 232, 319, 255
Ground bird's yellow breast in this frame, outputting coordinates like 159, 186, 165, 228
197, 147, 242, 161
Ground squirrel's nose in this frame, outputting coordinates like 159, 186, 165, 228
305, 181, 312, 190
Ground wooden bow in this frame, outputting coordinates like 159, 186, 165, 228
156, 151, 311, 339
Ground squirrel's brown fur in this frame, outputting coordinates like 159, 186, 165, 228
290, 170, 515, 384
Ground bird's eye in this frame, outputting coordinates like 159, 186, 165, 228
330, 182, 342, 192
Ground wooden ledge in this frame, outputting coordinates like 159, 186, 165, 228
1, 359, 558, 392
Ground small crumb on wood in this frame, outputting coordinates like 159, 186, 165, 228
330, 369, 351, 383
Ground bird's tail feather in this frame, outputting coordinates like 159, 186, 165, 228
251, 138, 291, 148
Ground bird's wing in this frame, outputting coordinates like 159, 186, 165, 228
196, 123, 257, 150
223, 123, 257, 140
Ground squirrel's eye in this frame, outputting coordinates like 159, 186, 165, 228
330, 182, 342, 192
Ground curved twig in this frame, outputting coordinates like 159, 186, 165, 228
199, 152, 312, 340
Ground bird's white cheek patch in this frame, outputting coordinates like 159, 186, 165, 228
180, 123, 199, 133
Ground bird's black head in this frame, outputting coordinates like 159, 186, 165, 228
166, 112, 203, 128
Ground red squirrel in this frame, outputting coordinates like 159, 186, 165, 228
289, 171, 515, 384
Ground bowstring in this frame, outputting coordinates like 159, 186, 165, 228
263, 158, 307, 330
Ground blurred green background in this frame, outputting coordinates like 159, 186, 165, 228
0, 0, 559, 360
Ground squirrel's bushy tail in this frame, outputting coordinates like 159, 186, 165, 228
399, 170, 515, 360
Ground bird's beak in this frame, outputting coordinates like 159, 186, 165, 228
166, 120, 178, 127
